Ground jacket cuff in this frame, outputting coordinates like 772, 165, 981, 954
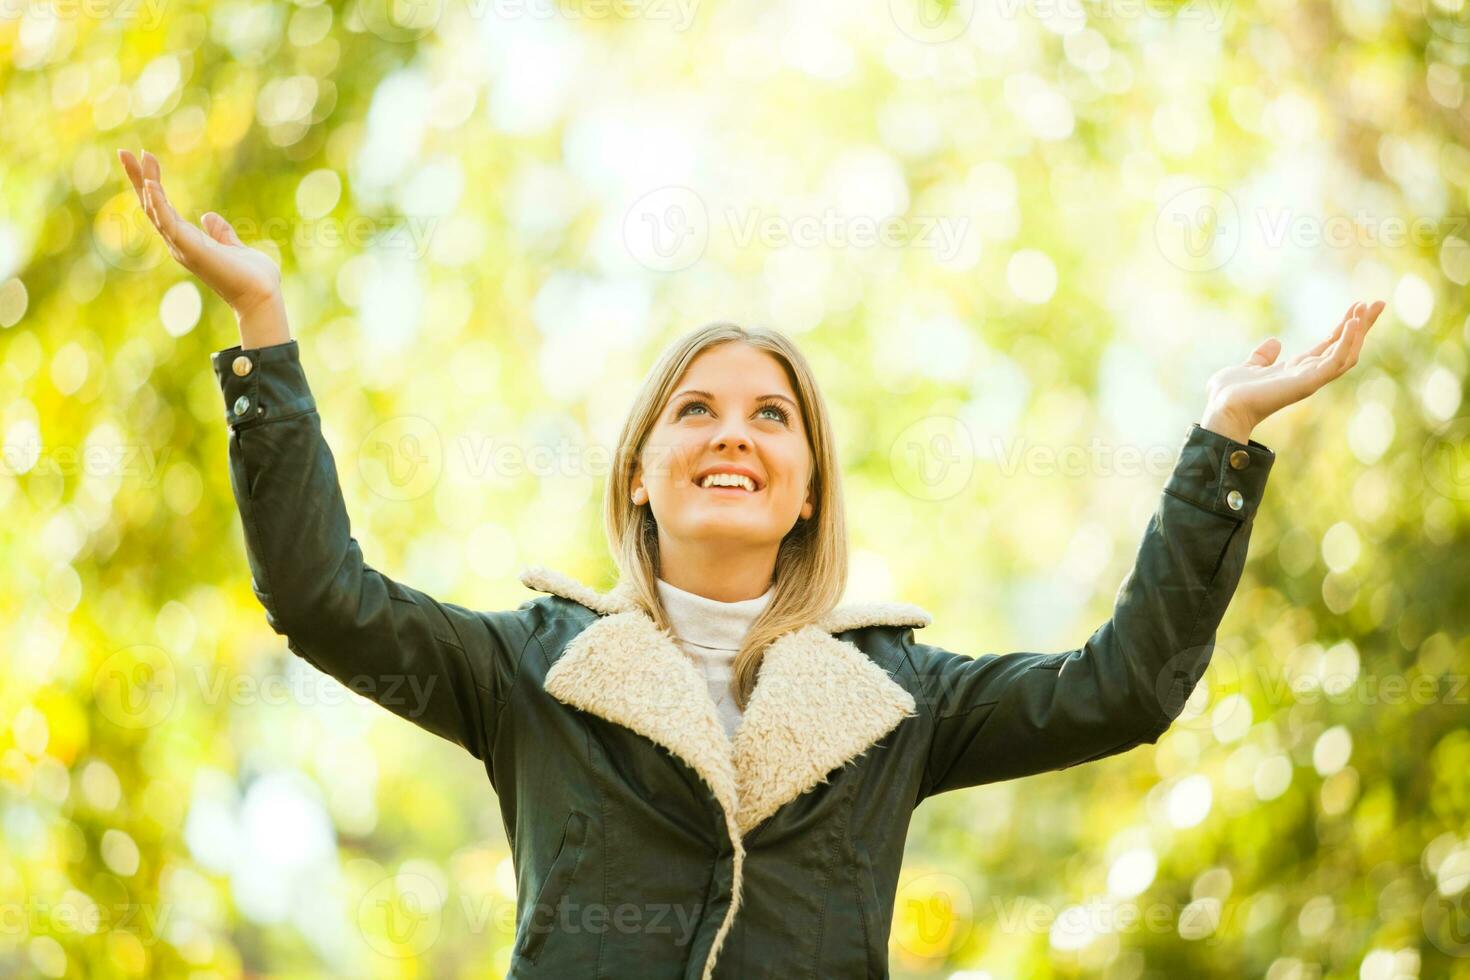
1162, 422, 1275, 521
210, 340, 317, 430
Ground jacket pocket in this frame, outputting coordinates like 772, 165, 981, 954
515, 810, 589, 965
854, 845, 889, 980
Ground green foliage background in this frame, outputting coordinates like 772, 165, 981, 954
1, 0, 1468, 976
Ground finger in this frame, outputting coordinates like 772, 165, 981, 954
1348, 301, 1384, 358
124, 150, 161, 227
1248, 337, 1282, 366
1302, 304, 1355, 364
1323, 314, 1367, 376
202, 212, 245, 247
1339, 314, 1370, 372
140, 152, 169, 233
1290, 322, 1343, 365
148, 178, 187, 238
144, 179, 211, 263
1290, 301, 1360, 366
143, 180, 176, 242
144, 188, 185, 263
140, 177, 162, 230
1342, 300, 1385, 353
141, 149, 161, 185
118, 150, 146, 208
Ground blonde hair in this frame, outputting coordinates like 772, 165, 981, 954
605, 321, 848, 711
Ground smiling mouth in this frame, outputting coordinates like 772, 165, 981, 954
696, 473, 762, 493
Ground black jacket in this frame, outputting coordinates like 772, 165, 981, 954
212, 339, 1275, 979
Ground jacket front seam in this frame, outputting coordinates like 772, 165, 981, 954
586, 721, 609, 980
817, 780, 862, 980
852, 838, 874, 980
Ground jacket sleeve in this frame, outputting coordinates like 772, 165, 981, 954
906, 422, 1275, 801
211, 340, 530, 763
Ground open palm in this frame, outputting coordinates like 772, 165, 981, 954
1206, 299, 1386, 429
117, 149, 281, 318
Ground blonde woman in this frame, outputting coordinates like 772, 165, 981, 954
119, 149, 1384, 978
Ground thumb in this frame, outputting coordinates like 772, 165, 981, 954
201, 212, 244, 247
1247, 337, 1281, 366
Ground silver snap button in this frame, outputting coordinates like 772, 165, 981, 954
233, 395, 250, 416
1226, 489, 1243, 511
232, 355, 254, 377
1229, 449, 1250, 470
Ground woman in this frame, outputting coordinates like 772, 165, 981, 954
119, 148, 1383, 979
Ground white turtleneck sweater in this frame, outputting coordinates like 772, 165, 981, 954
655, 577, 774, 741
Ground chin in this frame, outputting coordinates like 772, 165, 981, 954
677, 518, 775, 543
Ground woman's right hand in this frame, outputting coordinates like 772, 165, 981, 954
118, 148, 291, 347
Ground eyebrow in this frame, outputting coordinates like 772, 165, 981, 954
671, 389, 798, 409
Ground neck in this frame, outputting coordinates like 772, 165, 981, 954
656, 541, 777, 602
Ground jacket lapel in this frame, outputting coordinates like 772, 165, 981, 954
730, 625, 919, 835
541, 608, 742, 825
521, 565, 928, 837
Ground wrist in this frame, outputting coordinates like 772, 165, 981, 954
234, 292, 291, 350
1200, 402, 1255, 444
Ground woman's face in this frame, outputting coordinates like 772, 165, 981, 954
634, 343, 815, 556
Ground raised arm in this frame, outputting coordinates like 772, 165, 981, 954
120, 149, 529, 764
907, 421, 1273, 799
210, 340, 529, 761
908, 300, 1386, 800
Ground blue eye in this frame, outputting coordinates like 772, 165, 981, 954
677, 399, 792, 425
759, 403, 792, 424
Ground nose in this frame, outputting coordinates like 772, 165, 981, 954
712, 420, 753, 451
714, 432, 750, 451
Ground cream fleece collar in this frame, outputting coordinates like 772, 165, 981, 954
518, 564, 933, 633
515, 564, 932, 980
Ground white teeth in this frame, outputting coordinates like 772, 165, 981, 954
700, 473, 756, 491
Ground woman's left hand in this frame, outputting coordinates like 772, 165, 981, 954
1201, 299, 1386, 441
